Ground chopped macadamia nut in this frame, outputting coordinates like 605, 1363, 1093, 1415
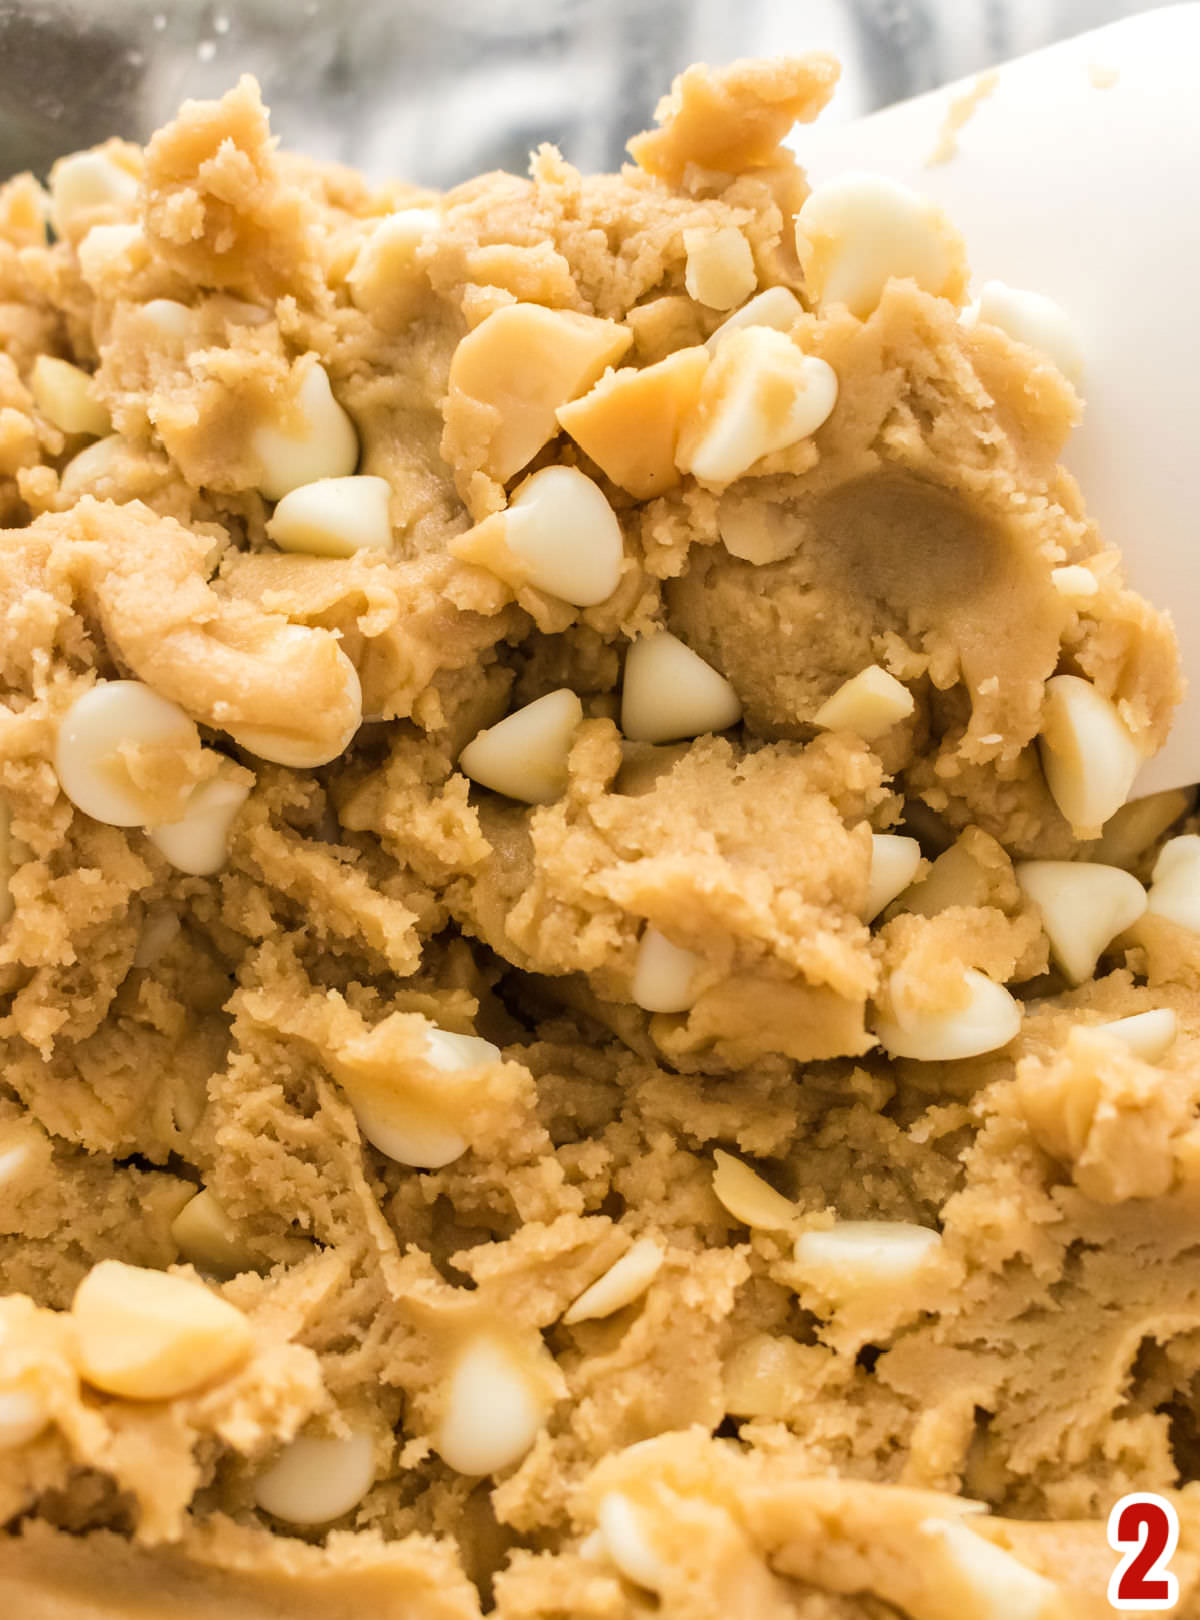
453, 466, 624, 605
1100, 1008, 1178, 1064
621, 630, 742, 744
251, 362, 359, 502
347, 208, 438, 321
1147, 835, 1200, 932
874, 967, 1022, 1062
865, 833, 923, 922
596, 1493, 666, 1592
148, 763, 253, 877
29, 356, 111, 438
1038, 674, 1143, 836
1015, 860, 1147, 984
72, 1260, 253, 1400
563, 1239, 664, 1324
77, 222, 146, 286
347, 1025, 499, 1170
677, 326, 837, 486
54, 680, 201, 829
961, 280, 1084, 387
0, 1386, 50, 1450
140, 298, 192, 339
265, 475, 393, 559
1049, 565, 1098, 598
683, 225, 757, 309
1093, 787, 1191, 868
254, 1430, 376, 1526
712, 1149, 798, 1230
557, 347, 709, 500
458, 688, 583, 805
58, 434, 125, 499
795, 171, 967, 318
814, 664, 914, 739
920, 1516, 1064, 1620
436, 1336, 548, 1476
706, 285, 802, 350
170, 1189, 260, 1279
446, 303, 633, 484
632, 925, 702, 1014
49, 149, 138, 237
793, 1220, 942, 1292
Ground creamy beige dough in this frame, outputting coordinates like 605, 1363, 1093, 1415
0, 51, 1197, 1620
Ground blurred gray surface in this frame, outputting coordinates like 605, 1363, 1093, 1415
0, 0, 1177, 188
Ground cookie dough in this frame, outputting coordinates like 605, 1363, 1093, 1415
0, 52, 1197, 1620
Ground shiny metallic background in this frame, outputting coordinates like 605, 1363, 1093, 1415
0, 0, 1171, 187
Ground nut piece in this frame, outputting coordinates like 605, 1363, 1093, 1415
712, 1149, 797, 1231
252, 362, 359, 502
563, 1239, 664, 1325
59, 435, 126, 500
1049, 565, 1098, 599
447, 303, 633, 484
621, 630, 742, 744
683, 225, 757, 310
452, 466, 625, 605
921, 1517, 1064, 1620
706, 285, 803, 351
874, 967, 1022, 1062
254, 1430, 376, 1526
149, 763, 253, 877
1147, 834, 1200, 932
458, 689, 584, 805
265, 475, 393, 559
1038, 675, 1143, 836
54, 680, 201, 829
631, 925, 702, 1014
676, 326, 837, 486
557, 348, 710, 500
793, 1220, 941, 1291
814, 665, 915, 740
170, 1189, 259, 1279
0, 1387, 50, 1451
29, 356, 111, 438
864, 833, 923, 922
1093, 787, 1192, 869
596, 1493, 666, 1592
350, 1025, 500, 1170
436, 1335, 548, 1476
1015, 860, 1147, 984
961, 280, 1084, 387
49, 150, 138, 237
1100, 1008, 1178, 1064
347, 208, 439, 322
794, 171, 967, 318
72, 1259, 253, 1400
141, 298, 193, 340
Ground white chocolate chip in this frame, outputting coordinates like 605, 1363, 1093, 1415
350, 1025, 499, 1170
347, 208, 438, 321
563, 1239, 664, 1324
141, 298, 192, 339
228, 631, 363, 768
148, 764, 252, 877
1038, 674, 1142, 836
1049, 565, 1098, 599
874, 967, 1022, 1062
458, 689, 583, 805
59, 434, 126, 500
254, 1429, 376, 1525
436, 1335, 548, 1476
596, 1492, 666, 1592
621, 630, 741, 744
793, 1220, 941, 1291
1100, 1007, 1178, 1063
961, 281, 1084, 387
864, 833, 923, 922
795, 172, 965, 319
712, 1149, 797, 1231
814, 665, 914, 740
170, 1188, 259, 1279
77, 223, 146, 286
29, 356, 111, 438
1147, 834, 1200, 932
677, 326, 837, 486
683, 225, 757, 310
54, 681, 200, 828
49, 150, 138, 237
494, 465, 624, 606
265, 475, 393, 559
0, 1386, 49, 1451
631, 925, 701, 1014
706, 286, 803, 351
71, 1259, 253, 1400
920, 1517, 1063, 1620
1015, 860, 1146, 984
251, 362, 359, 502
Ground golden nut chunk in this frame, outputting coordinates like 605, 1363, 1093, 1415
557, 346, 710, 500
29, 356, 111, 439
813, 665, 914, 739
620, 630, 742, 744
676, 325, 838, 486
445, 303, 633, 484
631, 925, 702, 1014
71, 1260, 253, 1401
458, 688, 584, 806
254, 1429, 376, 1526
682, 224, 757, 310
1015, 860, 1147, 985
1037, 674, 1143, 836
54, 680, 202, 829
252, 362, 359, 502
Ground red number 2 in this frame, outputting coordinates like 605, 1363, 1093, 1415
1107, 1492, 1179, 1611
